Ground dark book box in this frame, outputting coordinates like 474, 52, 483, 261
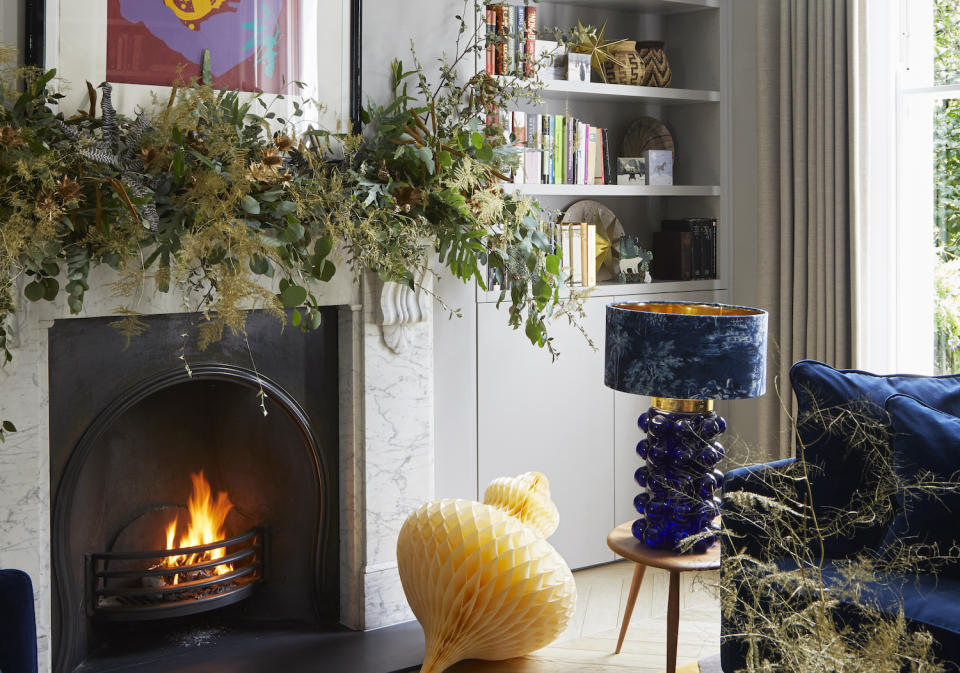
652, 231, 693, 281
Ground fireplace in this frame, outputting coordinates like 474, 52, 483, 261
48, 310, 339, 673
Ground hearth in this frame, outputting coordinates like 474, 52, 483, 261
48, 310, 340, 673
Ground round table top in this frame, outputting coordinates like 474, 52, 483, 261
607, 521, 721, 571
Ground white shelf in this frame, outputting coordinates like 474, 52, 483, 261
480, 278, 726, 303
503, 183, 721, 197
543, 0, 718, 14
537, 79, 719, 104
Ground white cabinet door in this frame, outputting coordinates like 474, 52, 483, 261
477, 296, 614, 569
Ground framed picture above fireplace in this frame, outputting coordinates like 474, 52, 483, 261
23, 0, 362, 130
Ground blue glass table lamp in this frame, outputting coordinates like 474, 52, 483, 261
604, 301, 768, 553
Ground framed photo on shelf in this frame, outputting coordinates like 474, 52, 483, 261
23, 0, 362, 129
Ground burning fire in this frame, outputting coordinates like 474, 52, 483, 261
163, 471, 234, 584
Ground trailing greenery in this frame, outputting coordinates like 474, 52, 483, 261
0, 6, 589, 440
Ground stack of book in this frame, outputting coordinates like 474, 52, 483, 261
496, 112, 614, 186
652, 218, 718, 281
484, 4, 537, 77
558, 222, 597, 287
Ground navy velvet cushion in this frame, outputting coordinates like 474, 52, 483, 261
790, 360, 960, 557
0, 569, 38, 673
882, 394, 960, 575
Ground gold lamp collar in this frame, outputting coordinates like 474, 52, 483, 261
651, 397, 715, 414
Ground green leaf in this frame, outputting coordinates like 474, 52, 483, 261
533, 279, 551, 300
310, 310, 323, 329
476, 143, 493, 162
42, 260, 60, 276
241, 195, 261, 214
292, 308, 302, 327
280, 283, 307, 308
318, 260, 336, 282
2, 421, 15, 432
545, 254, 561, 275
250, 255, 270, 275
43, 277, 60, 301
314, 235, 333, 261
67, 295, 83, 313
437, 150, 453, 169
275, 200, 297, 215
471, 132, 484, 150
24, 281, 45, 302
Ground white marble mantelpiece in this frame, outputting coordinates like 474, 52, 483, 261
0, 266, 433, 671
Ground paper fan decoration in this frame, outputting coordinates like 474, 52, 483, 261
397, 473, 576, 673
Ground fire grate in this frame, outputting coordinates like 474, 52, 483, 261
85, 527, 265, 621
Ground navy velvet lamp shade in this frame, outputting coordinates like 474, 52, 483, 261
604, 301, 768, 552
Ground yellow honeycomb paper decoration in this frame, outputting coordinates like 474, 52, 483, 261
397, 472, 577, 673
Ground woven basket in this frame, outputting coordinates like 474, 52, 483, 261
602, 41, 644, 86
637, 41, 672, 87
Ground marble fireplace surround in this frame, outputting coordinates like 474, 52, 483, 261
0, 268, 434, 671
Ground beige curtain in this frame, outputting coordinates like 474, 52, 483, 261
755, 0, 860, 459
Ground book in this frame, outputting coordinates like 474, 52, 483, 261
485, 7, 495, 74
652, 231, 693, 281
661, 218, 718, 280
577, 123, 590, 185
506, 6, 516, 75
515, 6, 525, 77
512, 111, 526, 184
524, 7, 537, 78
601, 128, 613, 185
542, 114, 552, 184
588, 127, 601, 184
560, 223, 572, 279
586, 222, 597, 286
566, 116, 574, 185
553, 115, 563, 185
525, 113, 540, 184
494, 5, 504, 75
569, 224, 582, 286
661, 219, 701, 278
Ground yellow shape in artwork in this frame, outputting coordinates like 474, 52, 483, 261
164, 0, 230, 24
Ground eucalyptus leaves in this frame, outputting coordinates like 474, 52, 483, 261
0, 4, 587, 439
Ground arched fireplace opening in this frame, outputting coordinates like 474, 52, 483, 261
48, 311, 339, 673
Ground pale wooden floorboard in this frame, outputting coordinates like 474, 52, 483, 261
448, 559, 721, 673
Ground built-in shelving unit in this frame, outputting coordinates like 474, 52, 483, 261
503, 183, 721, 197
434, 0, 732, 571
537, 79, 720, 104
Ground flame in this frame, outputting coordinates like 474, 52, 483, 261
163, 471, 234, 582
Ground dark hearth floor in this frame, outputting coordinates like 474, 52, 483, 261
76, 621, 425, 673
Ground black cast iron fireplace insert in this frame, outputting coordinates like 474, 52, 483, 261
48, 310, 340, 673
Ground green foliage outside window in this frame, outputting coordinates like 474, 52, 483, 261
934, 0, 960, 373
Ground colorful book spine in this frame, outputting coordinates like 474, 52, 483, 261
524, 7, 537, 78
514, 7, 524, 76
553, 115, 563, 185
601, 128, 613, 185
486, 7, 495, 74
525, 113, 540, 184
565, 116, 574, 185
588, 126, 601, 184
548, 115, 556, 184
542, 115, 551, 184
494, 5, 504, 75
586, 222, 597, 286
512, 111, 526, 184
506, 6, 516, 75
579, 122, 589, 185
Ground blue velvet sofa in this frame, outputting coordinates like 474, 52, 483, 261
0, 569, 38, 673
720, 360, 960, 672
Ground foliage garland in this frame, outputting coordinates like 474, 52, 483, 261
0, 6, 589, 441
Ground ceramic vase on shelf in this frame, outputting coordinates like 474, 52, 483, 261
602, 40, 644, 86
636, 41, 672, 87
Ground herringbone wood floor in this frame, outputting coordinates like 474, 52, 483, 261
448, 559, 721, 673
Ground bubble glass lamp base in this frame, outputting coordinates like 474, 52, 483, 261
631, 399, 724, 553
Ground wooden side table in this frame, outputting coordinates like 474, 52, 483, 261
607, 522, 721, 673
